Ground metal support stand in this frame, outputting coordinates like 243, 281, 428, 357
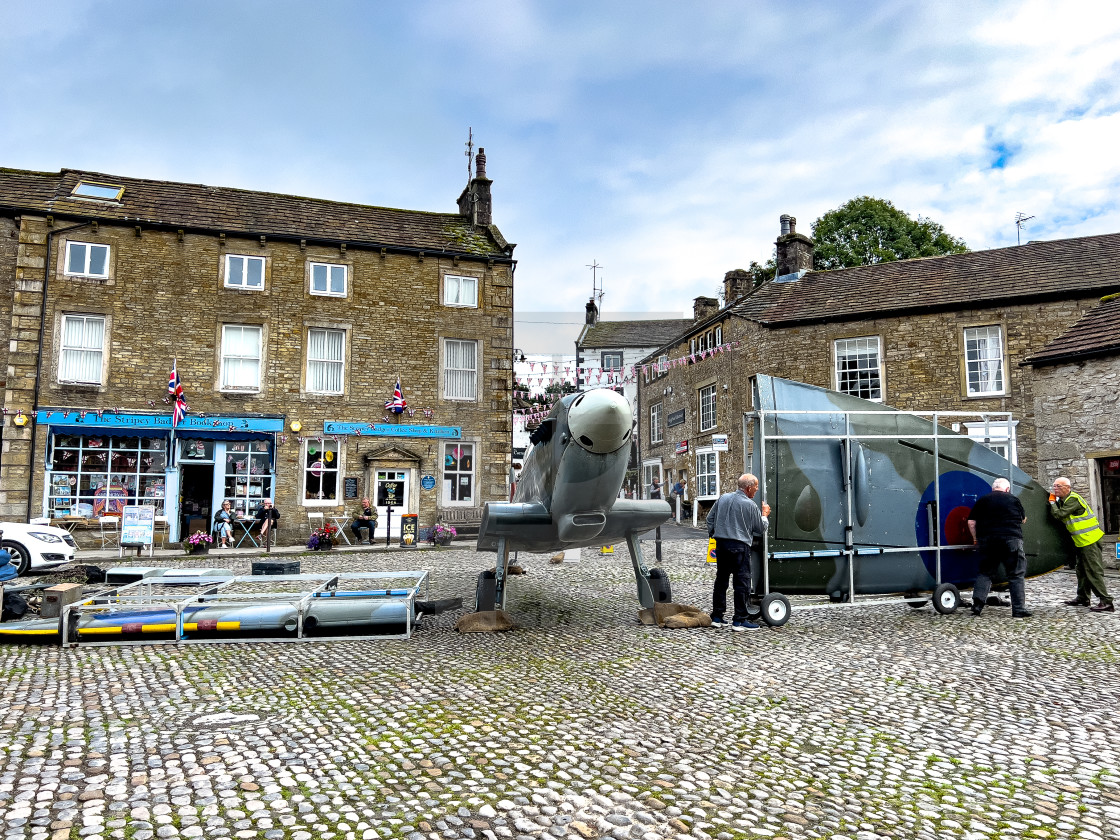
626, 531, 656, 609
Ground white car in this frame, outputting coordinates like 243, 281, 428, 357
1, 522, 78, 575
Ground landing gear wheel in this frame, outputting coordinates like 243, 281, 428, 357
759, 593, 791, 627
475, 570, 496, 612
2, 541, 30, 576
648, 568, 672, 603
932, 583, 961, 615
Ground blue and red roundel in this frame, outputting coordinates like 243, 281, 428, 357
914, 470, 991, 586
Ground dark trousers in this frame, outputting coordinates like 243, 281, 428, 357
1073, 541, 1112, 604
973, 536, 1027, 610
712, 538, 752, 621
352, 521, 375, 543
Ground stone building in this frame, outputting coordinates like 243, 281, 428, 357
0, 155, 515, 543
1025, 294, 1120, 560
637, 216, 1120, 516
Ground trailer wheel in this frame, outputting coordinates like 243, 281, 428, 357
760, 593, 791, 627
932, 583, 961, 615
648, 568, 672, 603
475, 570, 496, 612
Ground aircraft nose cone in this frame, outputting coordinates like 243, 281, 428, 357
567, 389, 633, 454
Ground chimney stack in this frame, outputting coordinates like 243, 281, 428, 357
723, 268, 753, 301
585, 298, 599, 325
775, 213, 814, 280
693, 296, 719, 321
457, 147, 493, 227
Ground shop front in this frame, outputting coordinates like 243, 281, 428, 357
36, 409, 284, 542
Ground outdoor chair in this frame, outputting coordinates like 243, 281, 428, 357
99, 516, 120, 549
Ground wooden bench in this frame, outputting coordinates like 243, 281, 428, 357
437, 507, 484, 538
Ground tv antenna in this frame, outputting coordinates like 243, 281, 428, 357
464, 127, 474, 182
1015, 212, 1035, 245
587, 260, 605, 310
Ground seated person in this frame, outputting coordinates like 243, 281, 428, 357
213, 499, 236, 548
255, 498, 280, 543
0, 531, 15, 582
351, 497, 377, 544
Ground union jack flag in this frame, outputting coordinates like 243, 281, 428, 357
169, 359, 188, 428
384, 378, 407, 414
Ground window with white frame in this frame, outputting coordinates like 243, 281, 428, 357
715, 325, 722, 345
699, 384, 717, 431
221, 325, 262, 390
964, 325, 1005, 396
443, 274, 478, 307
964, 420, 1019, 465
303, 438, 340, 503
835, 336, 882, 401
225, 255, 265, 290
643, 462, 662, 500
59, 314, 105, 384
650, 403, 663, 444
689, 338, 696, 356
310, 262, 347, 296
307, 328, 345, 393
444, 339, 478, 400
658, 354, 668, 376
696, 450, 719, 498
64, 241, 109, 278
443, 442, 474, 503
602, 352, 622, 370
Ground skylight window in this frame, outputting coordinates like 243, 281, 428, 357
71, 181, 124, 201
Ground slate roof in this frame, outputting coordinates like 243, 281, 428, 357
1023, 295, 1120, 366
743, 233, 1120, 325
0, 167, 511, 258
578, 318, 693, 349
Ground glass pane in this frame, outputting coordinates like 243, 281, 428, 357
88, 245, 108, 276
311, 264, 326, 292
247, 258, 263, 287
67, 243, 86, 274
228, 256, 243, 286
330, 266, 345, 294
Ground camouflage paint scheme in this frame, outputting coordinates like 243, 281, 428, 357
478, 388, 672, 610
750, 375, 1067, 597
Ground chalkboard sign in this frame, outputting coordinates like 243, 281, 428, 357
344, 477, 359, 500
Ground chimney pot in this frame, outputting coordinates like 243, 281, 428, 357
780, 214, 791, 236
789, 216, 797, 235
476, 148, 487, 179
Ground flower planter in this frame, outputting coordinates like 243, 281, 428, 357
317, 541, 333, 551
189, 544, 210, 555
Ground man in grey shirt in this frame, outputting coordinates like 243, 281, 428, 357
707, 473, 770, 630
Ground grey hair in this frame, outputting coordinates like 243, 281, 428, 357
992, 478, 1011, 492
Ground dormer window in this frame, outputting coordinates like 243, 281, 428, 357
71, 181, 124, 201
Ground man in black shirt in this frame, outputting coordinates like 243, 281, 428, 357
967, 478, 1030, 618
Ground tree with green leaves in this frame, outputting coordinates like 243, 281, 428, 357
810, 196, 968, 271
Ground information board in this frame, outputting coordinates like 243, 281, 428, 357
121, 505, 155, 547
344, 477, 359, 500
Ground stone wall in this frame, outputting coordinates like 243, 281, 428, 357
2, 214, 513, 536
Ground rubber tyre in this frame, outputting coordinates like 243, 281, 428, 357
2, 540, 31, 576
648, 567, 672, 603
760, 593, 791, 627
475, 569, 496, 612
932, 582, 961, 615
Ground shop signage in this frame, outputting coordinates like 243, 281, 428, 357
121, 505, 155, 547
711, 434, 729, 451
344, 477, 359, 500
666, 409, 686, 428
400, 514, 419, 548
325, 422, 461, 439
36, 410, 283, 432
421, 475, 436, 490
675, 440, 689, 454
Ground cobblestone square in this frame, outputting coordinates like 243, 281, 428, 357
1, 541, 1117, 840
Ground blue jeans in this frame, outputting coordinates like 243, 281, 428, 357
712, 538, 752, 621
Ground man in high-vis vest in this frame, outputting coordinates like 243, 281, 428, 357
1049, 477, 1114, 612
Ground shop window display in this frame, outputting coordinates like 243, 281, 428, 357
49, 434, 167, 517
224, 440, 274, 515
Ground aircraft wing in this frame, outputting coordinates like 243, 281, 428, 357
477, 498, 671, 553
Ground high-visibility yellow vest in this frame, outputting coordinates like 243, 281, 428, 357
1062, 491, 1104, 547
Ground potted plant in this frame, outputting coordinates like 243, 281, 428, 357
430, 523, 457, 546
308, 523, 339, 551
185, 531, 213, 555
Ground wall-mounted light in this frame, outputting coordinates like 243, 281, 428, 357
13, 410, 28, 427
289, 420, 302, 433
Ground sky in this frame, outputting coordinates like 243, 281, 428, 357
3, 1, 1120, 354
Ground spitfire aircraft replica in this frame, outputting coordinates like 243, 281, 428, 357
475, 388, 674, 612
745, 375, 1067, 626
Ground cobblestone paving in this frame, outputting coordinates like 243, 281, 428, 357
1, 541, 1118, 840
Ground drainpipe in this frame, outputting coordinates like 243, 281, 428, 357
26, 220, 91, 520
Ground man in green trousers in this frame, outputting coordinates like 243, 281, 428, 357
1049, 477, 1114, 612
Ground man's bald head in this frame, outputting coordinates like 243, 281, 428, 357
992, 478, 1011, 492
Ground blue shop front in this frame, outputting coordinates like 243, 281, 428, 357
37, 409, 284, 542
